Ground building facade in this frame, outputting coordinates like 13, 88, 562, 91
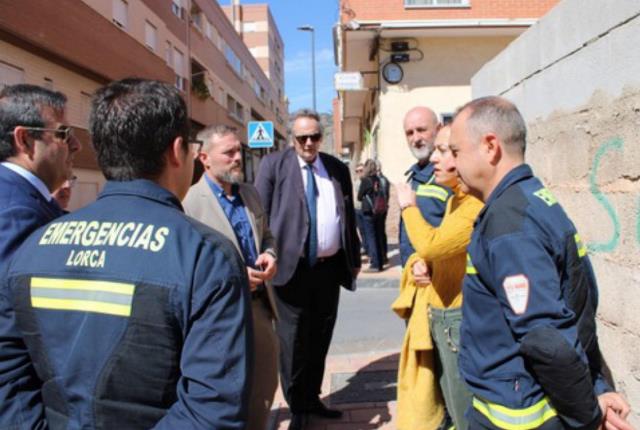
334, 0, 560, 181
221, 1, 287, 127
0, 0, 287, 209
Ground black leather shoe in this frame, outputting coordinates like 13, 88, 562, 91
288, 413, 307, 430
307, 400, 343, 419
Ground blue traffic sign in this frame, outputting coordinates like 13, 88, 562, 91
247, 121, 274, 149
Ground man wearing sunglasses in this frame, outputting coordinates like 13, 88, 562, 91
255, 109, 361, 430
0, 84, 80, 270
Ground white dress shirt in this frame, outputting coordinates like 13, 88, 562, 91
297, 155, 342, 258
1, 161, 52, 201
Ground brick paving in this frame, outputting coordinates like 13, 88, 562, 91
268, 351, 400, 430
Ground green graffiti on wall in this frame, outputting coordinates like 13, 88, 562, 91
588, 138, 623, 253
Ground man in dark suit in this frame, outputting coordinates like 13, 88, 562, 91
255, 109, 360, 430
0, 84, 80, 269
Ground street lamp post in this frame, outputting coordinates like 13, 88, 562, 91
297, 25, 316, 112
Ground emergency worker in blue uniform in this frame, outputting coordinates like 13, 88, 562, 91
399, 106, 451, 267
0, 78, 253, 429
450, 96, 631, 430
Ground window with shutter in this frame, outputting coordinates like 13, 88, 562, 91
0, 62, 24, 90
145, 21, 157, 51
112, 0, 128, 29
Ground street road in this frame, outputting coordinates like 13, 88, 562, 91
329, 281, 405, 356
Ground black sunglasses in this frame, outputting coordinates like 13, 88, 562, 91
295, 133, 322, 144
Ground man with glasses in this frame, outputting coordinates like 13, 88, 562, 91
0, 79, 252, 429
255, 109, 360, 430
0, 84, 80, 269
183, 125, 279, 430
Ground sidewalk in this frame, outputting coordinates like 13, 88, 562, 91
268, 351, 400, 430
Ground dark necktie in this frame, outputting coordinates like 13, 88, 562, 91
304, 163, 318, 267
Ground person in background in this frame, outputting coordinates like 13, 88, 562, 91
394, 125, 482, 430
452, 96, 631, 430
353, 163, 369, 257
358, 159, 387, 272
52, 174, 77, 211
399, 106, 451, 268
375, 159, 390, 263
183, 124, 279, 430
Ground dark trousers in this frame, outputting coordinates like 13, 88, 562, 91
355, 209, 369, 255
274, 256, 342, 413
362, 213, 386, 269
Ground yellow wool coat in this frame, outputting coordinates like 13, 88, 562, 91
392, 184, 483, 430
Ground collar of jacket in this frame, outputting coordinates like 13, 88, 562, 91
99, 179, 184, 211
477, 163, 534, 220
405, 162, 434, 184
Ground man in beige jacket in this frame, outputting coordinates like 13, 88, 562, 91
183, 125, 278, 430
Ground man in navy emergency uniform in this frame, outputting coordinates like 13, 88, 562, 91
0, 79, 253, 429
399, 106, 451, 267
450, 96, 631, 430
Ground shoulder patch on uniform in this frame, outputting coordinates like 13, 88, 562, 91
503, 274, 529, 315
533, 187, 558, 207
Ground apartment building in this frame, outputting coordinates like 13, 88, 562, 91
334, 0, 560, 181
221, 1, 287, 125
0, 0, 287, 209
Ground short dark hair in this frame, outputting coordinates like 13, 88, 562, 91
457, 96, 527, 155
0, 84, 67, 161
289, 108, 323, 137
90, 78, 189, 180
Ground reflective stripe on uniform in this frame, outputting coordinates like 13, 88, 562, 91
472, 396, 557, 430
30, 277, 135, 317
466, 254, 477, 275
574, 233, 587, 257
415, 184, 448, 201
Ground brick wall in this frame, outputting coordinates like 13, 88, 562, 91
341, 0, 560, 22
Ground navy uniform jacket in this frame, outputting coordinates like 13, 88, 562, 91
0, 180, 253, 429
460, 165, 610, 426
399, 162, 451, 266
0, 164, 64, 271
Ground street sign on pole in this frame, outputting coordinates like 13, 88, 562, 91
247, 121, 274, 149
334, 72, 364, 91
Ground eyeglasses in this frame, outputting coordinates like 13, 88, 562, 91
295, 133, 322, 145
19, 126, 74, 144
189, 139, 203, 159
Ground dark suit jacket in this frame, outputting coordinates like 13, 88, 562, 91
255, 148, 360, 289
0, 164, 64, 270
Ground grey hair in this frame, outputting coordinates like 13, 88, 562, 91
197, 124, 237, 151
457, 96, 527, 155
0, 84, 67, 161
289, 108, 324, 137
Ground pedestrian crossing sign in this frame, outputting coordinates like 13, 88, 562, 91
248, 121, 274, 149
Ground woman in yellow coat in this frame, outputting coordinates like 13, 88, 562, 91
393, 126, 483, 430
